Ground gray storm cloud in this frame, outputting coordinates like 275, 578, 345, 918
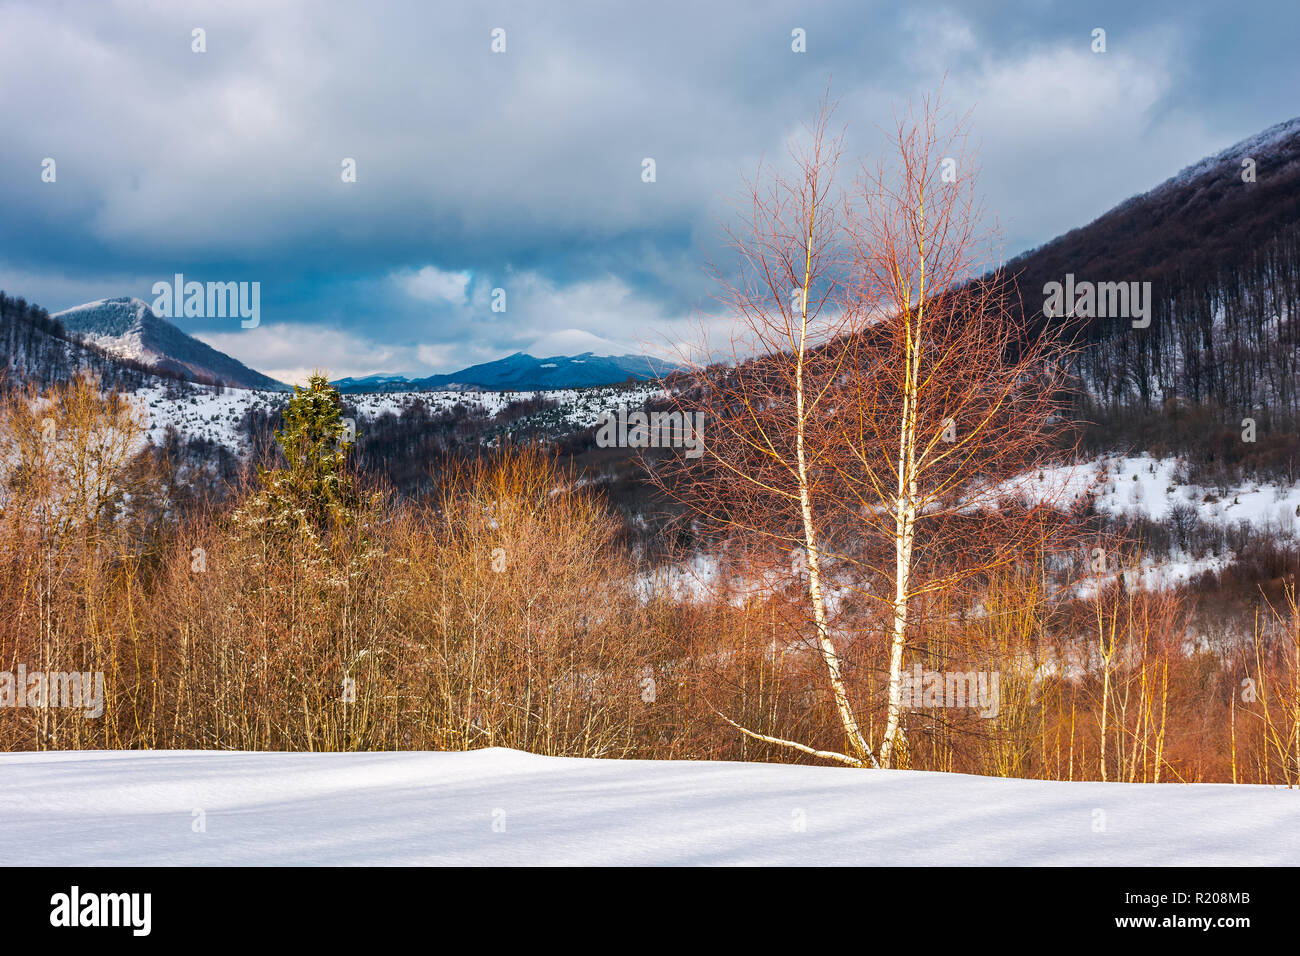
1, 0, 1296, 377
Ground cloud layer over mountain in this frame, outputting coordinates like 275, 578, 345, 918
3, 0, 1298, 382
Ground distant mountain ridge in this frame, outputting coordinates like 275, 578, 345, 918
332, 351, 681, 392
52, 297, 287, 391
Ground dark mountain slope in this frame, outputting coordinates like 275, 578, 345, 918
1004, 117, 1300, 417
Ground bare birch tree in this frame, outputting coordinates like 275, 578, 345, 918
839, 99, 1077, 767
656, 94, 1079, 769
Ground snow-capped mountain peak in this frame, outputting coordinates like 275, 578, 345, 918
52, 297, 156, 364
52, 296, 286, 391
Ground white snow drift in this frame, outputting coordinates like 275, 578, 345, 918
0, 748, 1294, 865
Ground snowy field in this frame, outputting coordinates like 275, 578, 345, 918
0, 748, 1295, 866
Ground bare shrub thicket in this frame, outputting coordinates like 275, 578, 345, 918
0, 410, 676, 755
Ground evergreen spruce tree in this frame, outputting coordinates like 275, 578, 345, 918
259, 372, 358, 534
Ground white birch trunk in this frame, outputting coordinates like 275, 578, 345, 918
880, 211, 925, 769
794, 208, 876, 767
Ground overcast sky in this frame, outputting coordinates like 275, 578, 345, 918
2, 0, 1297, 383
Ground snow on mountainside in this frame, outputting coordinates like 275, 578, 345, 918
0, 748, 1293, 865
1013, 454, 1300, 535
52, 297, 286, 392
133, 380, 664, 451
133, 384, 283, 449
1144, 115, 1300, 200
344, 381, 664, 427
1008, 113, 1300, 287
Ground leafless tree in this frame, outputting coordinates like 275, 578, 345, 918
656, 94, 1080, 768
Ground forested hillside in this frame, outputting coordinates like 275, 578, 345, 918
1005, 119, 1300, 476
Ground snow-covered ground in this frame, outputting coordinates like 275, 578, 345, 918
134, 384, 281, 448
131, 381, 665, 451
0, 748, 1294, 865
1001, 453, 1300, 591
1092, 453, 1300, 536
1020, 453, 1300, 535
